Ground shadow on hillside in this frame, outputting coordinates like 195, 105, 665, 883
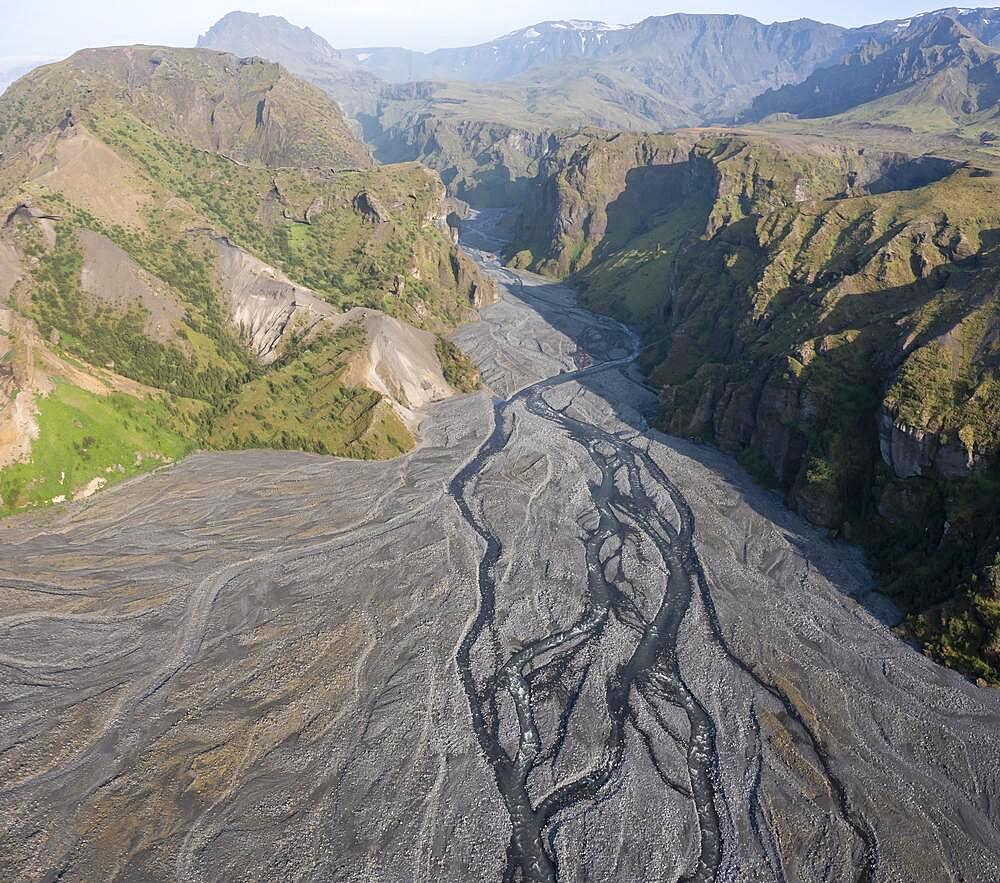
460, 211, 903, 627
590, 161, 701, 265
866, 155, 964, 194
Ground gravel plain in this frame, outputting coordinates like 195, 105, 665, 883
1, 222, 999, 882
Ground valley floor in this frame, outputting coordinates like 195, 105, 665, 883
1, 226, 999, 881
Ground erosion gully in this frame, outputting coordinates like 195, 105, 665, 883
448, 224, 876, 883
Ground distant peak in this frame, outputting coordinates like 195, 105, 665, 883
197, 9, 343, 63
502, 19, 630, 39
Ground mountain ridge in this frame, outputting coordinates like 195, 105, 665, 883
0, 44, 495, 515
747, 12, 1000, 129
192, 6, 1000, 207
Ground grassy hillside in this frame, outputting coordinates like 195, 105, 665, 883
206, 325, 413, 459
0, 46, 496, 517
84, 110, 484, 327
0, 380, 200, 515
506, 128, 1000, 684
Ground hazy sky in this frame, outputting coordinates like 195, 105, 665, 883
1, 1, 969, 59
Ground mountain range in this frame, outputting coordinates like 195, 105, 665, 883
5, 5, 1000, 879
196, 8, 1000, 205
747, 13, 1000, 133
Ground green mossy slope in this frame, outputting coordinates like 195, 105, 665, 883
507, 128, 1000, 683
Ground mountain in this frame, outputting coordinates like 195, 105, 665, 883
212, 8, 1000, 205
0, 45, 494, 515
354, 14, 859, 204
350, 14, 858, 127
346, 15, 849, 106
871, 7, 1000, 46
505, 126, 1000, 683
346, 20, 636, 83
747, 13, 1000, 134
0, 45, 373, 169
197, 11, 384, 119
348, 11, 997, 123
347, 9, 1000, 89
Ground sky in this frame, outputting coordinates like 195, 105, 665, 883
0, 1, 976, 60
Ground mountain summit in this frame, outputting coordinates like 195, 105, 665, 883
197, 11, 383, 117
0, 45, 372, 169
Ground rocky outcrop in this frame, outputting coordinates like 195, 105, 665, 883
213, 236, 338, 363
352, 191, 386, 225
750, 380, 807, 486
879, 409, 981, 479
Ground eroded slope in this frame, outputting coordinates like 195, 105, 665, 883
0, 47, 497, 515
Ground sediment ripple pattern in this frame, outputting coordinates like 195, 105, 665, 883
0, 215, 998, 880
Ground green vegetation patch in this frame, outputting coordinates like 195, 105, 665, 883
87, 112, 474, 329
0, 380, 199, 515
25, 220, 253, 404
206, 324, 413, 460
435, 335, 482, 393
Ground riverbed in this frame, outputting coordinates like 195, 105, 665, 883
1, 223, 998, 881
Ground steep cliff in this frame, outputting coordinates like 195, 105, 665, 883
507, 128, 1000, 682
363, 83, 561, 206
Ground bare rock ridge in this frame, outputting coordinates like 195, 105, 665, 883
212, 234, 454, 422
212, 234, 338, 363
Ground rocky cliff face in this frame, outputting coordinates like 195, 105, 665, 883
878, 409, 982, 479
506, 126, 1000, 680
365, 97, 558, 207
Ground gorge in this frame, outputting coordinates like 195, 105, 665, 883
2, 216, 999, 880
2, 5, 1000, 881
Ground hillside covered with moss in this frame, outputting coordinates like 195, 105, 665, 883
506, 127, 1000, 684
0, 46, 496, 516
